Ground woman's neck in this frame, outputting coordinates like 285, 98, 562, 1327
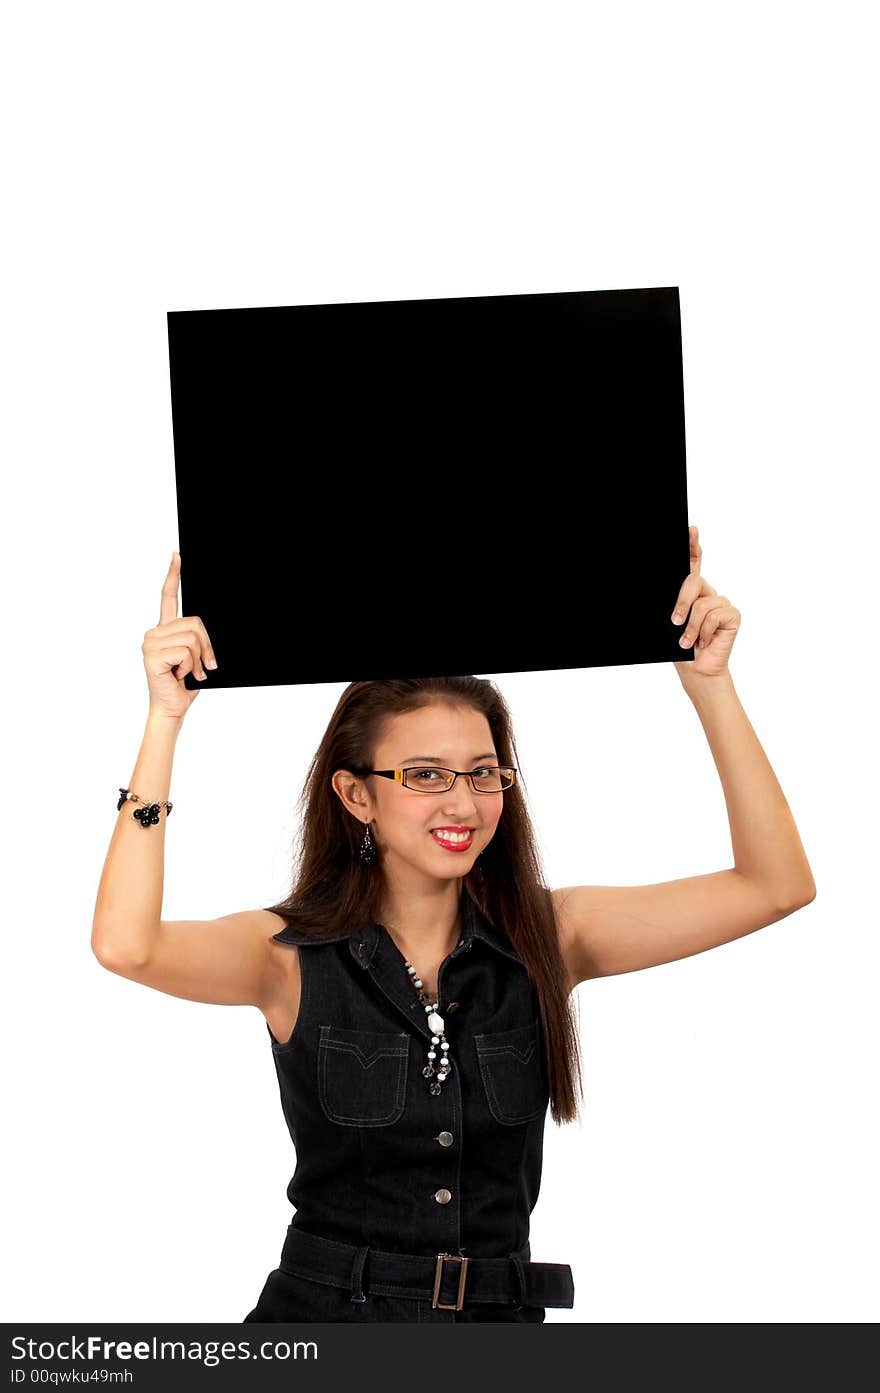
377, 883, 464, 967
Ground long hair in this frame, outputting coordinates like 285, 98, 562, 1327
262, 676, 583, 1124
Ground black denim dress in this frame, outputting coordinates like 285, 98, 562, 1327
243, 886, 574, 1323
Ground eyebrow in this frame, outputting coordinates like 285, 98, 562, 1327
399, 753, 498, 764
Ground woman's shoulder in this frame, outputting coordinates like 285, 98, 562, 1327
264, 911, 355, 947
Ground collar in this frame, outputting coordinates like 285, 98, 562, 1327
271, 883, 523, 966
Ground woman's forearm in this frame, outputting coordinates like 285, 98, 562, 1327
91, 707, 185, 964
680, 668, 816, 905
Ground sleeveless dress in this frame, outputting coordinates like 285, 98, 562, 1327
242, 885, 574, 1322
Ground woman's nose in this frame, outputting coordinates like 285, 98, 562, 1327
441, 776, 479, 811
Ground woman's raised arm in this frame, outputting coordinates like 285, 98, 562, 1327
556, 527, 816, 988
90, 552, 296, 1023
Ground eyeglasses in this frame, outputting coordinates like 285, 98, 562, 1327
358, 766, 518, 794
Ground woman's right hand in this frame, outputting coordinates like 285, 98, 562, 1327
142, 551, 218, 721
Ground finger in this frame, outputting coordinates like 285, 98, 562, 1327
175, 630, 207, 680
169, 640, 203, 681
707, 604, 741, 645
153, 630, 206, 680
671, 576, 717, 625
150, 643, 197, 679
693, 602, 736, 649
679, 593, 727, 647
191, 616, 218, 669
159, 551, 181, 628
697, 609, 724, 649
688, 524, 702, 575
696, 611, 719, 648
167, 616, 217, 672
145, 616, 217, 674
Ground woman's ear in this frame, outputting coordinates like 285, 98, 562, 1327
331, 768, 371, 821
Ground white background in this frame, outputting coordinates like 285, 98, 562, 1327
3, 0, 877, 1325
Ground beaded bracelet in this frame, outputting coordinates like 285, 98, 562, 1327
117, 787, 173, 828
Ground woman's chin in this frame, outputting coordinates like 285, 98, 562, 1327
425, 849, 478, 878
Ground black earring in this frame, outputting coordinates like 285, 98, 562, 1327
359, 821, 376, 864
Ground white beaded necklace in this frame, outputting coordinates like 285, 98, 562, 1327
404, 959, 452, 1095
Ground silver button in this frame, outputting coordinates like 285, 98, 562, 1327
434, 1188, 452, 1204
437, 1131, 454, 1147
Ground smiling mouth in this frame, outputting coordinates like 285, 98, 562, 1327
429, 828, 475, 848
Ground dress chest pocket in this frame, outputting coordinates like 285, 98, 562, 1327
474, 1018, 548, 1125
317, 1025, 409, 1127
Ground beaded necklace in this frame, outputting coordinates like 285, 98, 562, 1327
404, 959, 451, 1095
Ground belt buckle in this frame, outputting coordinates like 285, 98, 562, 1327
432, 1252, 470, 1310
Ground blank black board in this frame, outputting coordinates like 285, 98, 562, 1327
166, 285, 692, 689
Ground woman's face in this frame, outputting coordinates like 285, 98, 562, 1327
350, 701, 505, 883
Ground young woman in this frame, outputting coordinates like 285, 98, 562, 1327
91, 526, 816, 1323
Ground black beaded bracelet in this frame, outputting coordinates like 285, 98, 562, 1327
117, 787, 173, 827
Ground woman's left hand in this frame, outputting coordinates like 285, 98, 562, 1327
671, 525, 741, 681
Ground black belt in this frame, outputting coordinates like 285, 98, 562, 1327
277, 1226, 575, 1311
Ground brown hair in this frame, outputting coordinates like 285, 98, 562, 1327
262, 676, 583, 1125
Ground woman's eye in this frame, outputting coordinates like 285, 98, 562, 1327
412, 769, 440, 781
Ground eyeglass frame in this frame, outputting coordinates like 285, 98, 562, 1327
353, 765, 518, 794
